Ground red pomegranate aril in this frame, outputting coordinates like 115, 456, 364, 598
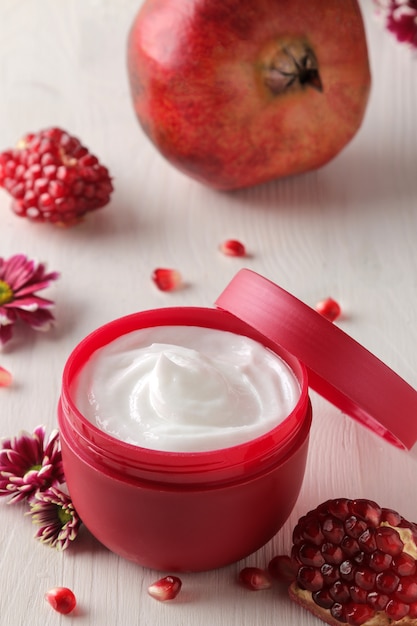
385, 598, 410, 620
345, 516, 368, 539
392, 552, 417, 576
381, 508, 403, 527
313, 588, 334, 609
330, 602, 347, 622
315, 297, 341, 322
321, 542, 344, 565
329, 580, 350, 603
321, 563, 339, 585
341, 536, 360, 557
301, 518, 324, 545
322, 517, 345, 544
345, 603, 375, 626
375, 527, 404, 556
152, 268, 182, 292
368, 550, 392, 572
367, 590, 389, 611
349, 585, 368, 604
409, 602, 417, 618
395, 576, 417, 603
297, 566, 324, 592
350, 500, 382, 527
44, 587, 77, 615
219, 239, 246, 257
358, 528, 377, 553
147, 575, 182, 601
339, 560, 355, 582
354, 568, 376, 591
268, 555, 298, 582
375, 570, 400, 595
238, 567, 272, 590
299, 544, 325, 568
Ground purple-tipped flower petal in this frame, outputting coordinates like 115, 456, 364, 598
27, 485, 81, 550
0, 253, 59, 345
0, 425, 64, 503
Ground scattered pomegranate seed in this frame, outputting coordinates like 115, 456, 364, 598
238, 567, 272, 590
219, 239, 246, 257
44, 587, 76, 615
0, 366, 12, 387
272, 498, 417, 625
315, 297, 341, 322
151, 268, 182, 292
147, 575, 182, 601
0, 127, 113, 226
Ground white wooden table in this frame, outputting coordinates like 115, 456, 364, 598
1, 1, 417, 624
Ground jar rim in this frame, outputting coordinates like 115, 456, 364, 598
59, 307, 311, 484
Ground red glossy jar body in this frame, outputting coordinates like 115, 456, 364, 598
58, 307, 312, 572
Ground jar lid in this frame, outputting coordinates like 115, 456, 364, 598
215, 269, 417, 450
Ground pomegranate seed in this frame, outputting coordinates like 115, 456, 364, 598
375, 527, 404, 556
147, 575, 182, 601
44, 587, 76, 615
349, 585, 368, 604
268, 555, 297, 582
238, 567, 272, 590
315, 297, 341, 322
322, 517, 345, 544
219, 239, 246, 257
354, 567, 376, 591
320, 563, 339, 585
368, 550, 392, 572
321, 542, 344, 565
151, 268, 182, 292
367, 590, 389, 611
375, 570, 400, 594
409, 602, 417, 618
0, 366, 12, 387
329, 580, 350, 603
297, 566, 323, 592
339, 560, 355, 582
392, 552, 417, 576
344, 516, 368, 539
300, 518, 324, 545
299, 544, 325, 568
312, 588, 334, 609
395, 576, 417, 603
385, 598, 410, 620
357, 528, 377, 553
350, 499, 382, 526
345, 603, 375, 626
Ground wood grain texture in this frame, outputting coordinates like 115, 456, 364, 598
0, 1, 416, 624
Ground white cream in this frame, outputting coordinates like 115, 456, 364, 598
75, 326, 300, 452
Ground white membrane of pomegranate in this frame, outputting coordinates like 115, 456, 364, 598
74, 325, 300, 452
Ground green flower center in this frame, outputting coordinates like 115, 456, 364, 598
0, 280, 13, 305
58, 506, 72, 526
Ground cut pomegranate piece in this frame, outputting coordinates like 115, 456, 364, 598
271, 498, 417, 625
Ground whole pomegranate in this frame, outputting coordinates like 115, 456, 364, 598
127, 0, 371, 190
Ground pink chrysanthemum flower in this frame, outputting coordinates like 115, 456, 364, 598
0, 253, 59, 346
0, 425, 65, 503
27, 485, 81, 550
374, 0, 417, 47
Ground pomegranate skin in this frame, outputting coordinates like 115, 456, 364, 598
127, 0, 371, 190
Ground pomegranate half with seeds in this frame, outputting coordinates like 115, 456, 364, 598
270, 498, 417, 625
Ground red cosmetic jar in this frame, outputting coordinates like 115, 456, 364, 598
58, 306, 311, 572
58, 270, 417, 572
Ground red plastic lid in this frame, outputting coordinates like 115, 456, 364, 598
215, 269, 417, 450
